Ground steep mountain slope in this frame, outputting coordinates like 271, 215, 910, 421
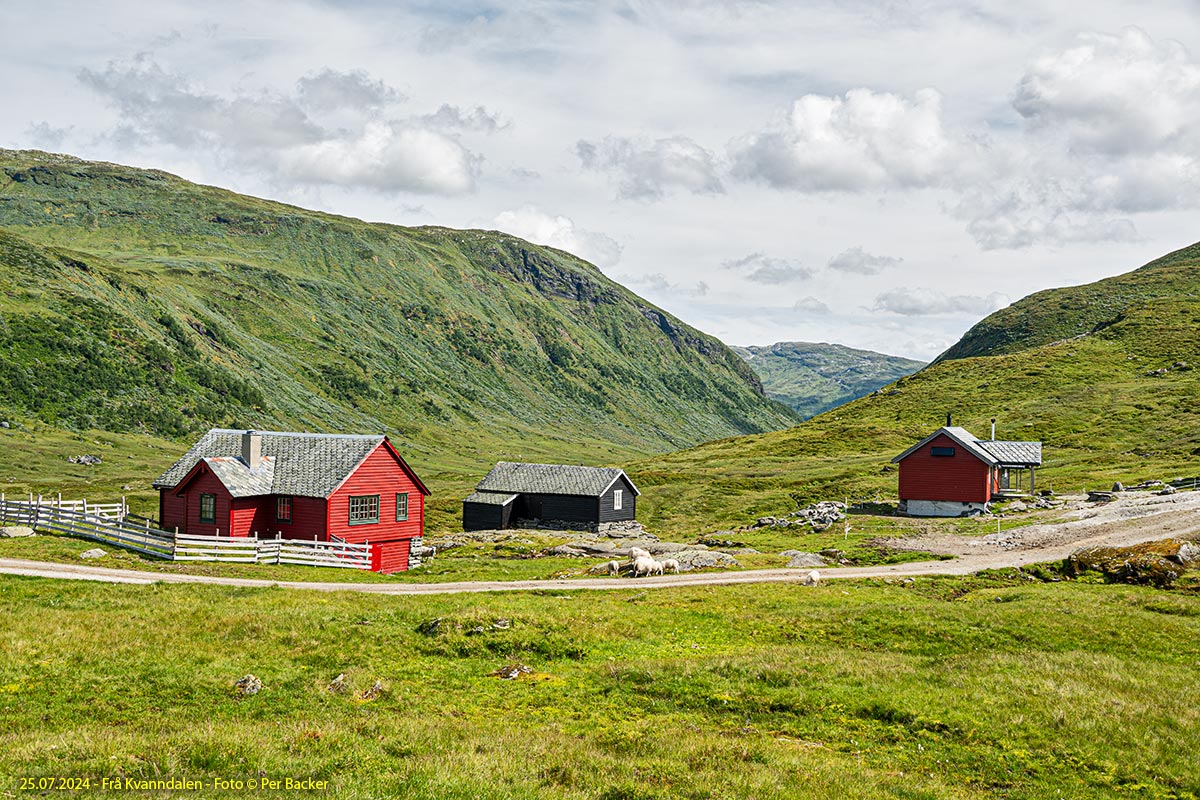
732, 341, 925, 418
633, 243, 1200, 536
0, 150, 795, 500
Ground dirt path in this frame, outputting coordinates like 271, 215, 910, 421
1, 493, 1197, 595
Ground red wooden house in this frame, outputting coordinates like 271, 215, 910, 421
153, 429, 430, 572
892, 424, 1041, 517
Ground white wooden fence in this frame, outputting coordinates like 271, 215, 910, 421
0, 494, 372, 570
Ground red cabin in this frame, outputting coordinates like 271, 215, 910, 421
152, 429, 430, 572
892, 425, 1041, 517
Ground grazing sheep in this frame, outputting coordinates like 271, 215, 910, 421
801, 570, 820, 587
606, 559, 621, 576
632, 555, 657, 577
651, 560, 665, 576
628, 546, 651, 561
661, 558, 680, 574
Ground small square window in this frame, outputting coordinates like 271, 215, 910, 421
199, 493, 216, 524
396, 492, 409, 522
349, 495, 380, 525
276, 496, 292, 523
613, 489, 623, 511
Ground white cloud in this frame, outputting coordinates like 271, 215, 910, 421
278, 122, 479, 195
872, 288, 1010, 316
723, 252, 813, 284
729, 88, 962, 192
78, 57, 484, 195
828, 246, 904, 274
492, 205, 622, 268
1013, 28, 1200, 156
793, 296, 831, 314
622, 272, 710, 298
577, 135, 724, 200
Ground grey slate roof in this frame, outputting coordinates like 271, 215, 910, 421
474, 462, 641, 497
204, 456, 276, 498
153, 429, 385, 498
463, 491, 519, 506
978, 440, 1042, 466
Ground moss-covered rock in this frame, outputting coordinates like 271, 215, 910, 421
1064, 538, 1198, 587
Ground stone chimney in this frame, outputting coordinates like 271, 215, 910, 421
241, 431, 262, 470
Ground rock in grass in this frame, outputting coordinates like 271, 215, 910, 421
79, 548, 106, 559
327, 673, 347, 694
235, 674, 262, 697
673, 550, 739, 571
360, 680, 384, 700
785, 552, 827, 568
0, 526, 34, 538
1065, 539, 1194, 587
489, 663, 533, 680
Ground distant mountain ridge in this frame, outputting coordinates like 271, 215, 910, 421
732, 341, 925, 419
0, 150, 797, 479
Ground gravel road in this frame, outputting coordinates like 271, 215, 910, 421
1, 492, 1197, 595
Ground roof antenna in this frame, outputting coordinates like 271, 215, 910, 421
991, 418, 997, 441
946, 412, 952, 427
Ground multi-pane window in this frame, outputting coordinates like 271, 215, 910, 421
199, 493, 216, 524
613, 489, 623, 511
276, 496, 292, 523
396, 492, 409, 521
348, 495, 380, 525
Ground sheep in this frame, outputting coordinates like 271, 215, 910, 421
632, 555, 657, 577
651, 560, 665, 576
606, 559, 621, 576
628, 546, 651, 561
661, 558, 680, 574
801, 570, 820, 587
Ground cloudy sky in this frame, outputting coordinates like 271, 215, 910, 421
5, 1, 1199, 359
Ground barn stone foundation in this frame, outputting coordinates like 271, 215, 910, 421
903, 499, 990, 518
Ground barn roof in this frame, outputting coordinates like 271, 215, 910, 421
153, 429, 421, 498
891, 427, 1000, 465
463, 491, 519, 506
474, 462, 641, 497
978, 440, 1042, 466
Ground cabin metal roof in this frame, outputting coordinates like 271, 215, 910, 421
978, 440, 1042, 466
474, 461, 641, 497
463, 491, 519, 506
153, 429, 385, 498
892, 427, 1042, 467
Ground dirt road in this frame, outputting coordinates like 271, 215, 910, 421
1, 492, 1197, 595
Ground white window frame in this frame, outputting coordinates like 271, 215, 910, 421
613, 489, 623, 511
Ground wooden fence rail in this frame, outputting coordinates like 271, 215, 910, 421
0, 495, 372, 570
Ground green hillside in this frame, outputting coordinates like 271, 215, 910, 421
634, 243, 1200, 536
733, 341, 925, 418
0, 150, 795, 515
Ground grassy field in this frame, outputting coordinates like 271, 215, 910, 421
1, 574, 1198, 798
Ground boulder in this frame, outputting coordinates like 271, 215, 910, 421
785, 552, 827, 568
79, 548, 106, 559
1112, 482, 1125, 492
0, 526, 35, 538
1159, 485, 1178, 495
547, 545, 587, 557
1087, 491, 1117, 503
673, 549, 739, 571
1066, 540, 1191, 587
234, 674, 262, 697
1006, 500, 1028, 512
1169, 542, 1200, 566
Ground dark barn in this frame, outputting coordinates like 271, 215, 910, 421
462, 462, 639, 531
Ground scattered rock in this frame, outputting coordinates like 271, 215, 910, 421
67, 455, 102, 466
1112, 482, 1125, 493
1087, 491, 1117, 503
79, 548, 106, 559
492, 619, 511, 630
1169, 542, 1200, 567
360, 680, 384, 700
1159, 485, 1178, 495
1006, 500, 1028, 512
1065, 539, 1193, 587
416, 617, 444, 636
546, 544, 587, 557
466, 625, 486, 636
785, 552, 827, 568
121, 485, 133, 491
0, 421, 9, 429
234, 674, 262, 697
327, 673, 347, 694
818, 549, 844, 561
489, 663, 533, 680
0, 526, 35, 538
